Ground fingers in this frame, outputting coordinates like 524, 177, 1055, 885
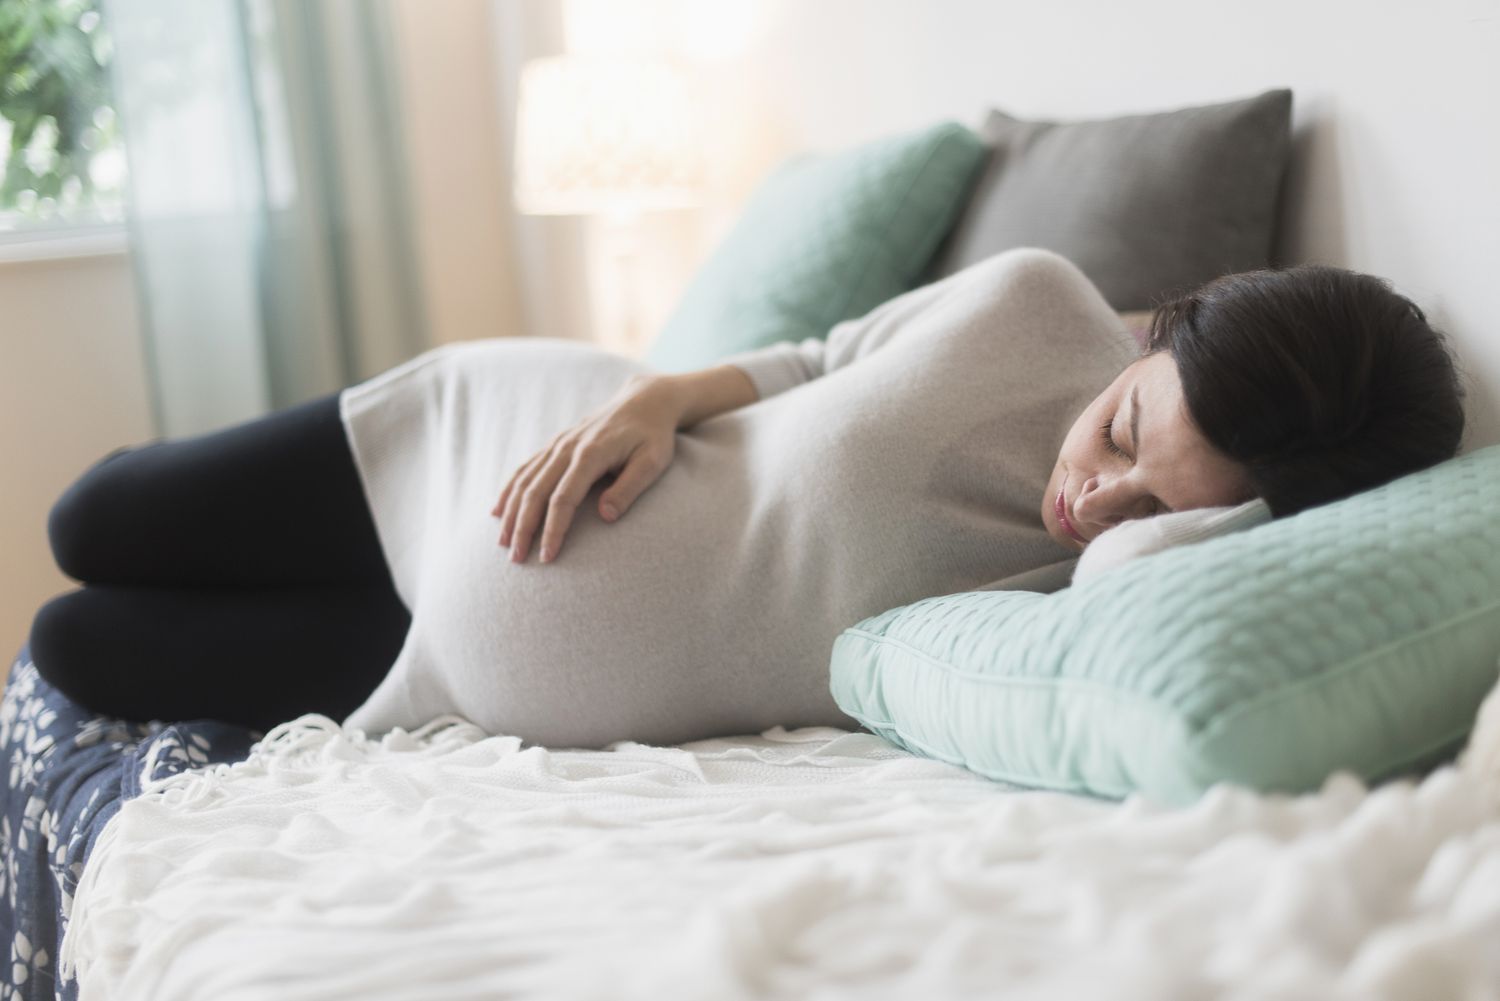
598, 445, 665, 522
491, 477, 513, 519
505, 456, 568, 563
491, 454, 533, 528
493, 430, 670, 565
498, 450, 552, 552
496, 437, 562, 550
534, 448, 606, 563
507, 438, 610, 564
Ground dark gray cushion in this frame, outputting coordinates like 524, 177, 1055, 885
930, 90, 1293, 310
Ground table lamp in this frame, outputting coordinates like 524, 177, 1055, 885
514, 55, 706, 355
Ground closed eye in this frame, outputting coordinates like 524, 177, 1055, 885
1097, 419, 1128, 459
1097, 418, 1167, 515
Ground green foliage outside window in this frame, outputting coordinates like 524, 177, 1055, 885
0, 0, 127, 229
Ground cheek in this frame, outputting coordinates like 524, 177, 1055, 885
1059, 406, 1103, 465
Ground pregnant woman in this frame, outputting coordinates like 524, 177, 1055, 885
29, 249, 1466, 745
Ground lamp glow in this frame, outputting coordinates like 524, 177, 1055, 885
513, 56, 705, 217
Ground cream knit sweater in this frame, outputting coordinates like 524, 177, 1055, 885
339, 249, 1137, 747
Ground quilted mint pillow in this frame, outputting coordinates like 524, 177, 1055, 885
644, 121, 986, 372
830, 445, 1500, 806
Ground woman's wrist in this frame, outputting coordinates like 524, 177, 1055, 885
635, 366, 759, 430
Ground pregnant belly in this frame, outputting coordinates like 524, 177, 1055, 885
408, 445, 770, 747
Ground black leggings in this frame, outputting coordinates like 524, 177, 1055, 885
28, 392, 411, 734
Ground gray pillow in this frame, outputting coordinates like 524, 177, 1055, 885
930, 89, 1293, 310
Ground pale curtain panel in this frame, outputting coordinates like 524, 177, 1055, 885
103, 0, 427, 437
488, 0, 595, 347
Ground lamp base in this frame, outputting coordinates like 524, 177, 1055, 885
586, 213, 647, 358
582, 210, 703, 360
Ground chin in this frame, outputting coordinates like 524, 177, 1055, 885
1043, 515, 1080, 553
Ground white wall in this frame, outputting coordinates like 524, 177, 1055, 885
0, 251, 157, 655
706, 0, 1500, 448
386, 0, 527, 345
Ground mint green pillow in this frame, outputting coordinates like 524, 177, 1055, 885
830, 445, 1500, 806
644, 121, 986, 372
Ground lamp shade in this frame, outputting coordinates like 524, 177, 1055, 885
514, 56, 706, 216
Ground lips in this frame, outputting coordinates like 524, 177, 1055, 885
1055, 487, 1088, 545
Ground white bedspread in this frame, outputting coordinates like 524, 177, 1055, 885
60, 713, 1500, 1001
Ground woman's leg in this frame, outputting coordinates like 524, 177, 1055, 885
46, 391, 391, 587
34, 390, 409, 728
28, 581, 410, 733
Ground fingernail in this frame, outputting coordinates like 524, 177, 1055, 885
540, 546, 553, 563
602, 504, 617, 520
511, 547, 522, 563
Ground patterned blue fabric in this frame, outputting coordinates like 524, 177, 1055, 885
0, 644, 257, 1000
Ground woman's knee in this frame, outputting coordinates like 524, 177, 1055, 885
47, 445, 138, 583
28, 589, 94, 698
29, 588, 160, 723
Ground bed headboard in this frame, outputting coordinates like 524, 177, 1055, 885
697, 0, 1500, 449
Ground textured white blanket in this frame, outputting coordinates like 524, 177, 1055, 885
61, 713, 1500, 1000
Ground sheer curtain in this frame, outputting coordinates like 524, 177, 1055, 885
103, 0, 427, 437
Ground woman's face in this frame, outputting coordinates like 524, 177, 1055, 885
1041, 351, 1256, 552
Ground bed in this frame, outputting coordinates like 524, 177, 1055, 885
0, 645, 258, 1001
13, 90, 1500, 998
7, 640, 1500, 1000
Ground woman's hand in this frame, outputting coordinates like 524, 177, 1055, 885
492, 374, 685, 564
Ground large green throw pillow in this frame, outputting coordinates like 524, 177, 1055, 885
830, 445, 1500, 806
644, 121, 986, 372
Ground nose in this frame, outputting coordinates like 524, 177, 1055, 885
1075, 474, 1152, 529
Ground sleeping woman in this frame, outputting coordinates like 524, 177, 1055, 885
29, 249, 1466, 745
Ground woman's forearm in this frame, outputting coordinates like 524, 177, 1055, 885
646, 364, 760, 430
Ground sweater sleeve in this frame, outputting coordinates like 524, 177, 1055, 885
1071, 498, 1273, 585
716, 275, 956, 402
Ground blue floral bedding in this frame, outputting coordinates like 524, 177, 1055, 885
0, 644, 258, 1001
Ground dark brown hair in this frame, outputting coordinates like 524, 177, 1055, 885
1145, 265, 1466, 518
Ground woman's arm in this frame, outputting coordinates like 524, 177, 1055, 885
639, 363, 761, 430
494, 363, 757, 564
713, 272, 962, 402
496, 270, 970, 563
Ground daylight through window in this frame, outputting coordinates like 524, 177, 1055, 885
1, 0, 127, 231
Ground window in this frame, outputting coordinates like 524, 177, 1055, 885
1, 0, 127, 232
